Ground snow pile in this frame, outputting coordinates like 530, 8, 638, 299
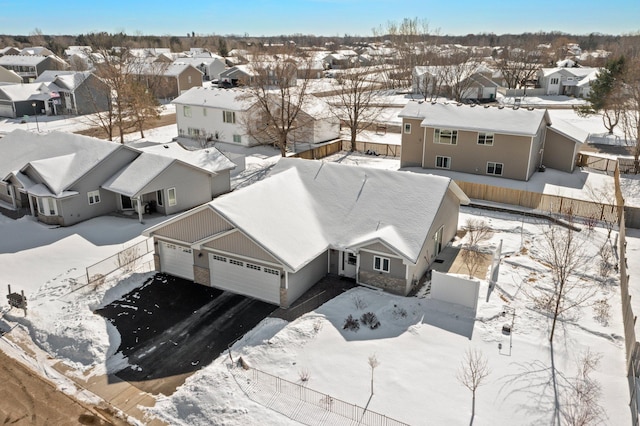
145, 210, 630, 426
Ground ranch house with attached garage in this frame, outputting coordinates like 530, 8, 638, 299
143, 158, 469, 307
399, 102, 584, 180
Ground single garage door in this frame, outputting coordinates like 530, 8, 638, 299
0, 103, 15, 118
209, 253, 281, 304
159, 242, 194, 280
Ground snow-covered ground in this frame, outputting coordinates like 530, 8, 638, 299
0, 96, 638, 425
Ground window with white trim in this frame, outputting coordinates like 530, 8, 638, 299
477, 133, 494, 145
550, 77, 559, 85
487, 162, 503, 176
188, 127, 201, 137
167, 188, 177, 206
87, 190, 101, 205
435, 155, 450, 169
373, 255, 390, 273
246, 263, 261, 271
156, 190, 163, 206
264, 267, 280, 276
212, 254, 227, 262
223, 110, 236, 123
183, 106, 191, 117
434, 129, 457, 144
38, 197, 57, 216
229, 258, 243, 267
404, 123, 411, 134
233, 134, 242, 143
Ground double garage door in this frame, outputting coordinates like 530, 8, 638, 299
158, 242, 281, 305
209, 253, 281, 304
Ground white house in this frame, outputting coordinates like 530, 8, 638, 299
172, 87, 340, 147
537, 67, 600, 97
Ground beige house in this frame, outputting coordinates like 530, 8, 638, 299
399, 102, 583, 180
144, 158, 469, 307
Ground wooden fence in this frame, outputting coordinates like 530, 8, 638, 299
455, 181, 620, 223
341, 140, 402, 157
291, 140, 343, 160
577, 153, 618, 174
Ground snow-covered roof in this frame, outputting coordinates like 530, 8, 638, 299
172, 86, 256, 110
547, 112, 589, 144
0, 82, 62, 101
399, 102, 549, 137
203, 158, 466, 271
540, 67, 601, 78
0, 54, 65, 66
34, 70, 92, 90
102, 142, 235, 197
0, 130, 127, 196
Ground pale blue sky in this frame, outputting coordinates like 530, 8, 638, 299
0, 0, 637, 37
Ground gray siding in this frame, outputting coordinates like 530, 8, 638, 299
543, 128, 577, 173
56, 147, 139, 225
400, 118, 425, 167
358, 250, 408, 295
153, 208, 233, 243
139, 162, 213, 216
204, 230, 279, 264
211, 170, 231, 197
287, 251, 328, 305
74, 74, 110, 115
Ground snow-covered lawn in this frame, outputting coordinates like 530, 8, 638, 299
1, 204, 631, 425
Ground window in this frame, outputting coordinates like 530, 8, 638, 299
38, 197, 57, 216
246, 263, 261, 271
404, 123, 411, 134
373, 256, 390, 273
477, 133, 494, 145
434, 129, 457, 144
188, 75, 192, 84
87, 190, 101, 205
183, 106, 191, 117
156, 190, 163, 206
264, 267, 280, 276
167, 188, 177, 206
229, 258, 243, 267
435, 156, 451, 169
233, 134, 242, 143
212, 254, 227, 262
550, 77, 559, 85
223, 110, 236, 124
188, 127, 201, 137
487, 162, 503, 176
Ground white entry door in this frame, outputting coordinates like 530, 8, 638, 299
159, 242, 194, 280
339, 251, 357, 278
209, 253, 281, 304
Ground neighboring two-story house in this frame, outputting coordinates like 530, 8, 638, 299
0, 55, 69, 83
399, 102, 588, 181
172, 86, 339, 147
537, 67, 600, 97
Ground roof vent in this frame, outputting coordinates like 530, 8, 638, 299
498, 105, 504, 109
513, 106, 519, 110
470, 104, 476, 107
431, 101, 437, 105
484, 105, 490, 108
527, 107, 534, 111
457, 102, 462, 106
163, 145, 169, 148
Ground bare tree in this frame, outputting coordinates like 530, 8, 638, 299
620, 56, 640, 173
440, 51, 484, 102
560, 350, 605, 426
460, 219, 493, 279
240, 46, 315, 156
328, 65, 384, 151
493, 43, 548, 92
532, 224, 593, 342
368, 353, 380, 396
457, 347, 490, 426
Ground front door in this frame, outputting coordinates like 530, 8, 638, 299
340, 251, 357, 278
121, 195, 133, 210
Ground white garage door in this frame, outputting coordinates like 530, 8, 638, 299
209, 253, 281, 304
159, 242, 194, 280
0, 103, 14, 118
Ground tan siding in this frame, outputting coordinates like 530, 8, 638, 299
360, 241, 395, 255
153, 208, 232, 243
400, 118, 425, 167
423, 127, 532, 180
204, 230, 279, 264
543, 129, 577, 173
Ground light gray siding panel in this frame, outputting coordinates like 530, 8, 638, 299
358, 250, 408, 295
153, 208, 233, 243
287, 251, 328, 305
138, 162, 212, 215
211, 170, 231, 197
543, 128, 576, 173
58, 147, 139, 226
360, 241, 395, 255
204, 230, 279, 264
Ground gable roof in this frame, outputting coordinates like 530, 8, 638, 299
172, 86, 256, 111
0, 82, 63, 101
198, 158, 466, 271
399, 102, 549, 137
0, 129, 128, 196
34, 70, 93, 90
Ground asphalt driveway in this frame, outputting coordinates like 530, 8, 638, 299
96, 273, 276, 395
